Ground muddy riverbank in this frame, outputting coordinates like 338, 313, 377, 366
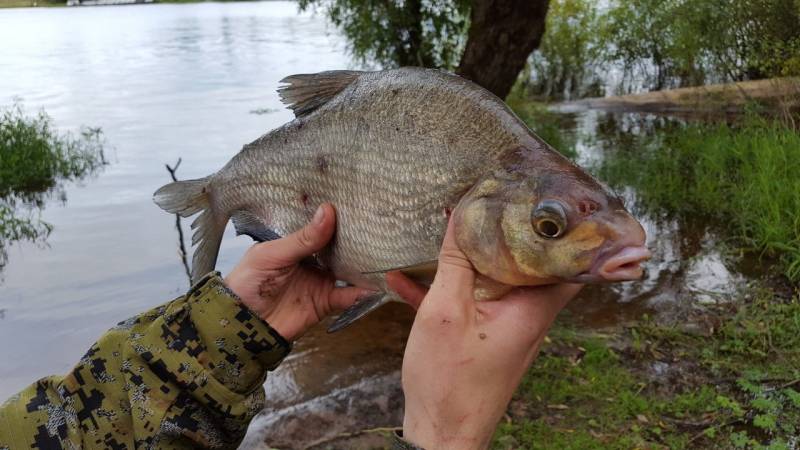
556, 78, 800, 117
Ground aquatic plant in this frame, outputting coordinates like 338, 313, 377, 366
0, 103, 107, 271
599, 115, 800, 282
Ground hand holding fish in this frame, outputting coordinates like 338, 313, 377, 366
398, 220, 582, 450
225, 204, 376, 341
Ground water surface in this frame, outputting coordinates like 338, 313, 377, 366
0, 1, 349, 400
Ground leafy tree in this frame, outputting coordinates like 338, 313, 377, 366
298, 0, 551, 99
298, 0, 471, 70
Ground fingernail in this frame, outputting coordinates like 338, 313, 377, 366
313, 205, 325, 225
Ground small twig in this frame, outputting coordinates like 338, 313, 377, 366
687, 418, 745, 444
165, 158, 191, 284
764, 378, 800, 393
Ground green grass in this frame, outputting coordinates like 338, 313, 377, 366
0, 103, 106, 269
599, 115, 800, 281
492, 289, 800, 449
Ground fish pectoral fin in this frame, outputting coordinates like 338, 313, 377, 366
362, 260, 438, 286
327, 292, 391, 333
278, 70, 363, 118
231, 210, 282, 243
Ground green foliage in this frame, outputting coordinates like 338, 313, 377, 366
530, 0, 800, 98
598, 116, 800, 281
527, 0, 605, 100
605, 0, 800, 89
0, 103, 106, 270
297, 0, 470, 69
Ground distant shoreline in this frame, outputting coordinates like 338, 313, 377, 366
0, 0, 267, 8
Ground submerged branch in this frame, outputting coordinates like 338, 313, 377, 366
165, 158, 191, 284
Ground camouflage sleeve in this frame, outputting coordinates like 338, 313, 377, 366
392, 431, 426, 450
0, 272, 291, 449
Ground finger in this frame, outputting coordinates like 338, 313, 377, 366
429, 217, 475, 301
327, 286, 380, 312
386, 271, 428, 310
253, 203, 336, 266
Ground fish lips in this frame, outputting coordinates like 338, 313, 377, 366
567, 245, 652, 283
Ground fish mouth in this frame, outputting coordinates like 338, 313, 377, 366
568, 245, 652, 283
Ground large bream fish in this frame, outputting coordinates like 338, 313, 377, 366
154, 67, 651, 331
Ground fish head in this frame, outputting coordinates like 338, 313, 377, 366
452, 147, 650, 286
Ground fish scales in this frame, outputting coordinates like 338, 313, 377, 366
212, 70, 523, 285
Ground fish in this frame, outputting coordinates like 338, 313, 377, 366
153, 67, 651, 332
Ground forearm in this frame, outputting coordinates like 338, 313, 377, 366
0, 272, 291, 449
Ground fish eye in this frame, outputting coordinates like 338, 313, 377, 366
532, 200, 567, 239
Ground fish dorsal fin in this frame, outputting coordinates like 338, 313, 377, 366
278, 70, 363, 118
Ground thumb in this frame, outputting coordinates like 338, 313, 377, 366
428, 218, 475, 304
252, 203, 336, 266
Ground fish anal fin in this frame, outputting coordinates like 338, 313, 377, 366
327, 292, 390, 333
363, 260, 438, 287
278, 70, 363, 118
231, 210, 281, 243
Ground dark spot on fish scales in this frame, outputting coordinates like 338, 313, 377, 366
300, 192, 309, 205
315, 155, 328, 173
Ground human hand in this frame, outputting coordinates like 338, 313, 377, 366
392, 220, 583, 450
225, 204, 374, 341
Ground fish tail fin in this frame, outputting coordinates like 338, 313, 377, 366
154, 177, 227, 283
153, 178, 209, 217
327, 292, 392, 333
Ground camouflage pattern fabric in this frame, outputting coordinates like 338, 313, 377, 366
392, 431, 425, 449
0, 272, 291, 449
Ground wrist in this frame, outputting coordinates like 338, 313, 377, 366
402, 416, 489, 450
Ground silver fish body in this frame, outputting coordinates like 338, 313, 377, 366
157, 68, 543, 287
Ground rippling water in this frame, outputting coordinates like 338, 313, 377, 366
0, 1, 349, 400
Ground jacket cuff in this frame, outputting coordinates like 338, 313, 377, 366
393, 430, 426, 450
186, 272, 292, 392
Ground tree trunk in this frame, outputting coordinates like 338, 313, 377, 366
457, 0, 550, 99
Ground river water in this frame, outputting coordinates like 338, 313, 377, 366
0, 0, 351, 399
0, 3, 747, 448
